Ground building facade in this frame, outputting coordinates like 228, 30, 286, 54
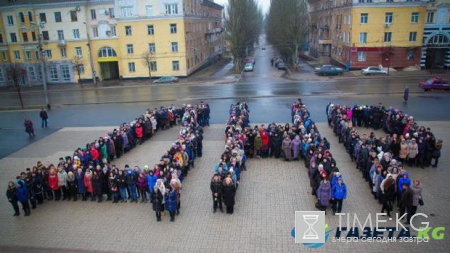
0, 0, 224, 86
308, 0, 435, 70
420, 0, 450, 69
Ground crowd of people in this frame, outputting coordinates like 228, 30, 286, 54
326, 103, 431, 223
7, 103, 210, 222
210, 102, 249, 214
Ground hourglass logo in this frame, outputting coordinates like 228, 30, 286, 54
295, 211, 325, 243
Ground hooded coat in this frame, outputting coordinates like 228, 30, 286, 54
292, 138, 301, 159
398, 171, 411, 194
412, 184, 422, 207
282, 138, 293, 159
165, 190, 178, 212
331, 180, 347, 200
317, 180, 332, 206
222, 181, 236, 206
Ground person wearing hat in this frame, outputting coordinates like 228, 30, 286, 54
151, 185, 164, 222
316, 172, 332, 214
331, 177, 347, 215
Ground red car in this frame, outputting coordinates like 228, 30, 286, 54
419, 77, 450, 91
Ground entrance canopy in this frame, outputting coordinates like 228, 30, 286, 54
98, 47, 118, 62
427, 34, 449, 48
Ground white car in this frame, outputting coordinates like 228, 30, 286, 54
361, 66, 388, 76
244, 63, 254, 72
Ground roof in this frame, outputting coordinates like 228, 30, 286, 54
0, 0, 82, 7
201, 0, 223, 11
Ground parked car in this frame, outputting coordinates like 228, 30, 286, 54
361, 66, 388, 75
244, 62, 254, 72
419, 77, 450, 91
314, 65, 334, 72
277, 61, 287, 70
261, 47, 266, 50
316, 66, 343, 76
245, 57, 255, 65
154, 76, 179, 83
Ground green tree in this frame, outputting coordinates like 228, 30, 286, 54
224, 0, 263, 71
267, 0, 310, 68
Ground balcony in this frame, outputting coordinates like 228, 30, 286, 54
58, 40, 66, 47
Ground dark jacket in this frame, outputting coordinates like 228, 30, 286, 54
210, 178, 223, 196
165, 190, 178, 212
399, 187, 413, 208
151, 190, 164, 212
222, 182, 236, 206
6, 187, 18, 202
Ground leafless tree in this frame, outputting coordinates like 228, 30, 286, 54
141, 51, 155, 82
6, 63, 27, 108
71, 56, 84, 83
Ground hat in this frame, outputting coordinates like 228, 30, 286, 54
144, 165, 149, 170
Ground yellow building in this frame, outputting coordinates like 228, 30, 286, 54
309, 0, 427, 70
0, 0, 224, 86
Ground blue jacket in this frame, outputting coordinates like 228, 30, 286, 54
332, 182, 347, 200
17, 184, 28, 202
165, 190, 178, 212
398, 171, 411, 194
147, 174, 157, 192
332, 174, 343, 186
75, 172, 85, 194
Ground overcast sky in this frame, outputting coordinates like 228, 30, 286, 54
214, 0, 271, 14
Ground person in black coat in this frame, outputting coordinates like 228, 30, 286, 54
222, 177, 236, 214
210, 174, 223, 213
39, 108, 49, 128
92, 170, 103, 202
151, 186, 164, 221
6, 181, 20, 216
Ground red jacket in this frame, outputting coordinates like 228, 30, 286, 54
91, 148, 99, 161
135, 126, 143, 138
84, 174, 93, 193
261, 132, 269, 149
48, 173, 59, 190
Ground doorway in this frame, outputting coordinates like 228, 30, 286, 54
100, 61, 119, 80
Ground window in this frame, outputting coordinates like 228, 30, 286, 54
10, 33, 17, 43
165, 4, 178, 15
148, 43, 155, 53
121, 7, 132, 17
25, 50, 31, 59
384, 32, 392, 43
360, 13, 368, 24
98, 47, 117, 57
128, 62, 135, 72
0, 68, 4, 82
14, 50, 20, 60
90, 9, 96, 20
385, 12, 393, 24
171, 42, 178, 52
172, 61, 180, 71
28, 67, 36, 80
358, 51, 366, 62
18, 12, 25, 23
0, 34, 3, 43
426, 11, 434, 23
170, 24, 177, 34
35, 50, 40, 60
54, 11, 62, 22
45, 50, 52, 58
61, 65, 70, 81
22, 33, 28, 42
70, 10, 78, 22
77, 64, 85, 74
109, 8, 115, 18
28, 11, 33, 22
146, 5, 153, 16
60, 47, 67, 58
49, 66, 58, 81
127, 44, 133, 54
147, 25, 154, 35
359, 32, 367, 44
42, 31, 49, 41
37, 67, 42, 80
110, 26, 117, 36
125, 26, 132, 36
75, 47, 82, 57
39, 13, 46, 23
32, 32, 36, 41
407, 50, 415, 60
409, 32, 417, 42
150, 61, 157, 71
7, 15, 14, 25
57, 30, 64, 40
2, 51, 7, 61
411, 12, 419, 23
93, 27, 98, 37
73, 29, 80, 39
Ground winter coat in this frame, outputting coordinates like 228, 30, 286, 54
317, 180, 332, 206
399, 188, 413, 208
84, 173, 93, 193
254, 136, 262, 150
57, 171, 68, 187
48, 173, 59, 190
261, 132, 269, 150
17, 185, 28, 202
6, 187, 18, 202
126, 171, 137, 186
135, 126, 143, 138
67, 177, 77, 195
332, 182, 347, 200
137, 176, 148, 190
292, 139, 301, 159
412, 184, 422, 207
151, 191, 164, 212
398, 172, 411, 194
75, 172, 85, 194
147, 174, 157, 191
24, 120, 34, 133
91, 174, 102, 195
282, 138, 293, 159
165, 190, 178, 212
222, 182, 236, 206
210, 179, 223, 196
399, 143, 409, 159
408, 144, 418, 159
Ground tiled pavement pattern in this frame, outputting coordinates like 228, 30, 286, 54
0, 123, 449, 252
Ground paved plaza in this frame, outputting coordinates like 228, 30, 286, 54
0, 120, 449, 252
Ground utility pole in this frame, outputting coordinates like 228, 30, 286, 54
84, 22, 96, 86
37, 22, 49, 108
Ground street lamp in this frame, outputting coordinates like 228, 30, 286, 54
83, 22, 96, 86
35, 21, 50, 108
